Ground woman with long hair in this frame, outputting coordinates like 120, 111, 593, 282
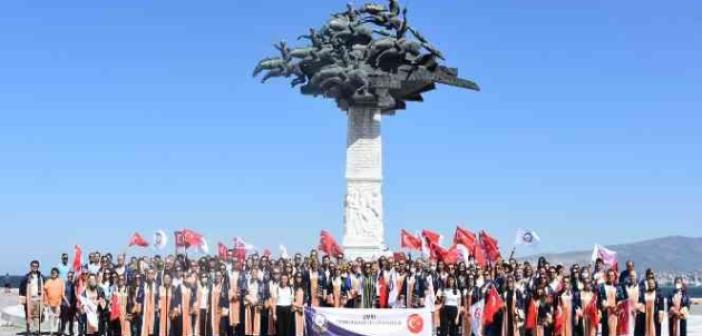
437, 275, 462, 336
272, 273, 294, 336
667, 276, 691, 336
291, 273, 306, 336
635, 276, 663, 336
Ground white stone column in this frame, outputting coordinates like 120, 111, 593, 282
342, 106, 388, 260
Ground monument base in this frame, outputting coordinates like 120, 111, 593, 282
343, 244, 391, 261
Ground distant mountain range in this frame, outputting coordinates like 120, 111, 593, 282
524, 235, 702, 273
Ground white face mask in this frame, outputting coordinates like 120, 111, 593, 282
675, 283, 682, 290
476, 278, 485, 288
410, 268, 417, 274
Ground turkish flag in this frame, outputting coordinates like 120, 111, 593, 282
319, 230, 343, 257
377, 274, 388, 308
233, 237, 250, 261
400, 229, 422, 250
72, 245, 82, 274
554, 305, 564, 335
454, 226, 477, 250
109, 294, 121, 321
421, 229, 442, 245
128, 232, 150, 248
483, 286, 504, 325
174, 231, 186, 248
473, 244, 487, 267
616, 300, 630, 335
525, 299, 538, 331
443, 244, 462, 264
217, 242, 228, 259
182, 229, 204, 248
584, 295, 600, 330
479, 230, 501, 263
427, 240, 447, 261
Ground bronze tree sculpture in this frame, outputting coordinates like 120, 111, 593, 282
253, 0, 479, 113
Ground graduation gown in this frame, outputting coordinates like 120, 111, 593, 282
598, 283, 625, 336
292, 288, 305, 336
158, 285, 181, 336
115, 287, 131, 336
463, 286, 480, 336
141, 284, 158, 336
667, 290, 690, 336
636, 290, 663, 336
179, 285, 195, 336
210, 282, 228, 336
229, 271, 243, 328
360, 275, 377, 309
556, 291, 574, 336
502, 289, 524, 336
244, 280, 262, 336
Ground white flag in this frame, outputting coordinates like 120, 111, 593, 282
78, 295, 98, 330
153, 230, 168, 250
198, 239, 210, 254
470, 300, 484, 335
591, 243, 617, 266
514, 228, 540, 246
456, 244, 470, 263
279, 245, 289, 259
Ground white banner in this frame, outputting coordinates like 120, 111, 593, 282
305, 307, 432, 336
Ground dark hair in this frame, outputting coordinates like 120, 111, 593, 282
51, 267, 59, 274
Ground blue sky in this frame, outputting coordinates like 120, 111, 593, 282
1, 0, 700, 274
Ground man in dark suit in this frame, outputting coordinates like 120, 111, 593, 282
61, 271, 78, 336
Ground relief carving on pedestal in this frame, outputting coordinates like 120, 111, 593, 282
344, 182, 383, 244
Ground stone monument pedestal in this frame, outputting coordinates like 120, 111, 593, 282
342, 106, 390, 260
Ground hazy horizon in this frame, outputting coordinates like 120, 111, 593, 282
1, 0, 701, 274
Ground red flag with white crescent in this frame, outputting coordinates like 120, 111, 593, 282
400, 229, 422, 250
128, 232, 150, 248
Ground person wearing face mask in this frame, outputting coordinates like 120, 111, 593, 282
291, 273, 305, 336
575, 278, 596, 336
501, 275, 524, 336
81, 274, 106, 336
635, 276, 663, 336
344, 262, 362, 308
400, 262, 420, 309
667, 276, 691, 336
461, 273, 479, 336
228, 259, 245, 336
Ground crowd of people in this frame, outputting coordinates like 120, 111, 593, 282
18, 249, 694, 336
